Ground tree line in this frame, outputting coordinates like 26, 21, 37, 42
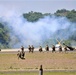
23, 9, 76, 22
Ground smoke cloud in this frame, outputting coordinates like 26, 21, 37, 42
0, 12, 76, 48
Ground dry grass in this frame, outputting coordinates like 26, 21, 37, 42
0, 50, 76, 71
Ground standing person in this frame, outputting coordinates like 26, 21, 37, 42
28, 45, 31, 53
39, 46, 43, 52
64, 46, 67, 53
31, 45, 34, 53
59, 46, 62, 52
21, 46, 24, 52
52, 45, 55, 53
45, 45, 49, 51
39, 65, 43, 75
21, 46, 25, 59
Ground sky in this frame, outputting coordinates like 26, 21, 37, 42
0, 0, 76, 16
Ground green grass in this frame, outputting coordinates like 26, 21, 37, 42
0, 72, 38, 75
44, 71, 76, 75
0, 71, 76, 75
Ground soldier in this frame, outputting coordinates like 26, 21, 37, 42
31, 45, 34, 53
45, 45, 49, 51
39, 65, 43, 75
39, 46, 43, 52
17, 46, 25, 59
52, 45, 55, 53
28, 45, 31, 53
17, 50, 21, 59
21, 46, 25, 59
21, 46, 24, 52
64, 46, 67, 53
59, 46, 62, 52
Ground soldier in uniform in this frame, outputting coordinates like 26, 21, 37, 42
64, 46, 67, 53
28, 45, 31, 53
39, 65, 43, 75
59, 46, 62, 52
52, 45, 55, 53
17, 50, 21, 59
17, 46, 25, 59
21, 46, 24, 51
39, 46, 43, 52
45, 45, 49, 51
31, 45, 34, 53
21, 46, 25, 59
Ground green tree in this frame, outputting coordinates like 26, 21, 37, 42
23, 11, 44, 22
66, 10, 76, 22
0, 23, 10, 48
54, 9, 69, 17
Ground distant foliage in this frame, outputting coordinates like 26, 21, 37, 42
0, 23, 10, 48
66, 10, 76, 22
23, 11, 51, 22
55, 9, 76, 22
23, 11, 44, 22
56, 9, 69, 13
54, 9, 69, 17
23, 9, 76, 22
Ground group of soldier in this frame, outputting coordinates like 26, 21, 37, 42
26, 44, 68, 53
28, 45, 34, 53
39, 45, 49, 52
51, 45, 67, 53
28, 45, 49, 52
28, 44, 67, 53
17, 44, 68, 59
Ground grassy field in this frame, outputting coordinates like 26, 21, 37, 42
0, 50, 76, 75
0, 71, 76, 75
0, 50, 76, 71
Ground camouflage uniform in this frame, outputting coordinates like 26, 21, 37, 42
28, 45, 31, 53
39, 65, 43, 75
21, 46, 25, 59
39, 46, 43, 52
17, 50, 21, 59
45, 45, 49, 51
59, 46, 62, 52
52, 45, 55, 53
64, 46, 67, 53
21, 46, 24, 51
31, 45, 34, 53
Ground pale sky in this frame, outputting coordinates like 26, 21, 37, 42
0, 0, 76, 16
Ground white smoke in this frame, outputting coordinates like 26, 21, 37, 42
1, 12, 75, 48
